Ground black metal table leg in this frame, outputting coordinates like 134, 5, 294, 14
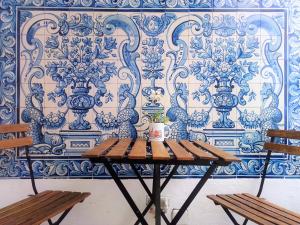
153, 164, 161, 225
133, 164, 178, 225
103, 161, 148, 225
170, 163, 218, 225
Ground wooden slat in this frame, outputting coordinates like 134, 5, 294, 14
227, 194, 298, 225
165, 140, 193, 161
23, 192, 90, 225
128, 139, 147, 159
236, 194, 300, 224
0, 191, 66, 221
194, 140, 240, 162
0, 191, 90, 225
151, 141, 170, 160
219, 195, 286, 225
105, 138, 132, 159
18, 192, 90, 225
264, 142, 300, 155
267, 129, 300, 140
179, 140, 217, 160
0, 137, 33, 150
0, 191, 53, 216
243, 193, 300, 221
82, 138, 118, 158
0, 124, 30, 134
207, 195, 275, 225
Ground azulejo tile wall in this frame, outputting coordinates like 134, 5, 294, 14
0, 0, 299, 178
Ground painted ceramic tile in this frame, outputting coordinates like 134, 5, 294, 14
0, 0, 299, 178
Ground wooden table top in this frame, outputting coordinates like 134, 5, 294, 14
82, 138, 240, 166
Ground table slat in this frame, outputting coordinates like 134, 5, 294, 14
82, 138, 118, 158
165, 140, 193, 161
151, 141, 170, 160
105, 138, 132, 159
128, 139, 147, 159
194, 140, 240, 162
0, 137, 33, 150
180, 140, 217, 160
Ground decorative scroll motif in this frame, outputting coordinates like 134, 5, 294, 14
0, 0, 299, 178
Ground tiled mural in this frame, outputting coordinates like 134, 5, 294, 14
0, 0, 299, 178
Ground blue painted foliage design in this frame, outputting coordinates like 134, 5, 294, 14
0, 0, 298, 178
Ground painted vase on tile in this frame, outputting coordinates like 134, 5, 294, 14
67, 78, 95, 130
212, 74, 238, 129
149, 123, 170, 141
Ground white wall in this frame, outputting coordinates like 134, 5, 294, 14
1, 178, 299, 225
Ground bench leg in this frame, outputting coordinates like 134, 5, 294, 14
242, 219, 248, 225
52, 207, 73, 225
221, 206, 240, 225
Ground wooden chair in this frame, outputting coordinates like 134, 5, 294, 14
0, 124, 90, 225
207, 129, 300, 225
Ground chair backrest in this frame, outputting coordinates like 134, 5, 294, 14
0, 123, 38, 194
0, 124, 33, 150
256, 129, 300, 198
0, 123, 30, 134
264, 129, 300, 156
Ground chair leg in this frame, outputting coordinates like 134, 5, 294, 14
25, 146, 38, 195
242, 218, 248, 225
221, 206, 240, 225
52, 207, 73, 225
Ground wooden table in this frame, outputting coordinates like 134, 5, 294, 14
82, 138, 240, 225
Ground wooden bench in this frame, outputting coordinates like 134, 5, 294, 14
207, 129, 300, 225
0, 124, 90, 225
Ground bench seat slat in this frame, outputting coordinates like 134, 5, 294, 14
165, 140, 194, 161
218, 195, 286, 225
207, 195, 275, 225
128, 139, 147, 159
228, 194, 299, 225
194, 140, 240, 162
17, 192, 90, 225
82, 138, 118, 158
0, 191, 68, 222
242, 193, 300, 221
179, 140, 217, 161
0, 191, 52, 215
151, 141, 170, 160
0, 137, 33, 150
208, 193, 300, 225
0, 191, 62, 219
0, 191, 90, 225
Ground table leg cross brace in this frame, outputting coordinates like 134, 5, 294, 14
105, 160, 217, 225
131, 164, 179, 225
104, 161, 148, 225
170, 163, 218, 225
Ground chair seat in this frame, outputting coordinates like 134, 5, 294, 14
207, 193, 300, 225
0, 190, 90, 225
